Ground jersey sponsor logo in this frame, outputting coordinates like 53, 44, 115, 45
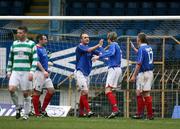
49, 47, 132, 77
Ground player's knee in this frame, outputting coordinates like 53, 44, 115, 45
81, 90, 88, 95
105, 87, 112, 95
47, 88, 55, 95
142, 91, 150, 97
8, 86, 16, 93
136, 90, 141, 96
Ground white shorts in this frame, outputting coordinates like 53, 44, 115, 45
106, 67, 122, 88
136, 71, 153, 92
9, 71, 32, 91
74, 70, 89, 91
33, 71, 54, 92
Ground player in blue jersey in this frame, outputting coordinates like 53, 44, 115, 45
130, 33, 154, 120
92, 32, 122, 119
75, 33, 103, 117
32, 34, 55, 117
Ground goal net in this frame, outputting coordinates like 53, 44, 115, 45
0, 16, 179, 118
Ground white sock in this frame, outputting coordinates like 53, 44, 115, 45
24, 96, 31, 115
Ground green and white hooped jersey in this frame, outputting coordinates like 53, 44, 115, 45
7, 39, 38, 73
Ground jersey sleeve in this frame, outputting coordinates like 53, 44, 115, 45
30, 43, 38, 72
99, 44, 115, 59
7, 45, 13, 74
137, 48, 143, 65
78, 45, 89, 53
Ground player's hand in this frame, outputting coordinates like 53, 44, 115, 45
98, 39, 103, 47
129, 76, 136, 83
44, 71, 49, 78
92, 55, 99, 62
28, 72, 33, 81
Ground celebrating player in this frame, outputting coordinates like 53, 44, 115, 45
75, 33, 103, 117
32, 34, 55, 117
130, 32, 154, 120
92, 32, 122, 119
7, 26, 38, 120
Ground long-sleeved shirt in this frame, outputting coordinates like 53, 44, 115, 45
99, 42, 122, 68
7, 39, 38, 74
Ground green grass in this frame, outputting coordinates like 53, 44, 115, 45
0, 117, 180, 129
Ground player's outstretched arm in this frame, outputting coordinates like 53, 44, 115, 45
87, 39, 103, 52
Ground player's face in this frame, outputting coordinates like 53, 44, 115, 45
16, 29, 27, 41
81, 34, 89, 44
41, 36, 48, 46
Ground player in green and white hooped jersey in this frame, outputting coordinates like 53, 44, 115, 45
7, 26, 38, 120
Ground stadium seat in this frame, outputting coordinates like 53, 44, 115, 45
126, 2, 138, 16
11, 0, 24, 15
140, 2, 153, 15
174, 44, 180, 60
168, 30, 178, 36
168, 2, 180, 15
153, 2, 167, 15
86, 2, 97, 16
165, 44, 173, 60
116, 29, 124, 36
70, 2, 83, 16
112, 2, 125, 16
126, 29, 138, 36
98, 2, 111, 16
0, 1, 10, 15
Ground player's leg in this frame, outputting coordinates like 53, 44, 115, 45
21, 72, 33, 120
8, 71, 21, 119
41, 78, 55, 116
105, 67, 121, 118
143, 71, 154, 120
132, 73, 145, 119
32, 71, 44, 116
76, 70, 93, 117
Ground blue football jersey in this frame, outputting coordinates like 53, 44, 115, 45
137, 44, 154, 73
75, 44, 100, 76
99, 42, 122, 68
36, 45, 49, 71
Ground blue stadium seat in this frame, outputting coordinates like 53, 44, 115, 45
0, 1, 10, 15
112, 2, 125, 16
153, 2, 167, 15
116, 29, 124, 36
126, 2, 138, 16
140, 2, 153, 15
86, 2, 97, 16
70, 2, 83, 16
126, 29, 138, 36
174, 44, 180, 60
11, 0, 24, 15
168, 2, 180, 15
98, 2, 111, 16
165, 44, 173, 60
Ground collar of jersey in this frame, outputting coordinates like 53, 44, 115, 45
18, 38, 29, 42
140, 43, 147, 47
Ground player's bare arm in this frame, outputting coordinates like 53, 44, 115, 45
87, 39, 103, 52
130, 64, 141, 82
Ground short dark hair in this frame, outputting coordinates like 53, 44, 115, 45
107, 32, 117, 42
138, 32, 148, 44
36, 34, 47, 42
80, 32, 87, 39
17, 26, 28, 33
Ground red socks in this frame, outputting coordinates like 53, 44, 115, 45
32, 95, 40, 116
80, 95, 90, 113
41, 91, 53, 112
106, 92, 118, 112
144, 96, 153, 118
137, 95, 145, 116
79, 95, 85, 115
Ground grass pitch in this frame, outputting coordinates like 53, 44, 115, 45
0, 116, 179, 129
